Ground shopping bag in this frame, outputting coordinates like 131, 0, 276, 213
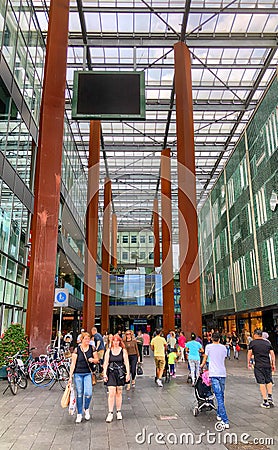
61, 384, 70, 408
68, 385, 76, 415
235, 344, 241, 352
136, 363, 143, 376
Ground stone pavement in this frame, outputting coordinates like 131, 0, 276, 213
0, 351, 277, 450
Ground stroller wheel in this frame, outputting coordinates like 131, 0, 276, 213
193, 407, 199, 417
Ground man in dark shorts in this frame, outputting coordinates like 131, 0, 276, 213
247, 328, 276, 408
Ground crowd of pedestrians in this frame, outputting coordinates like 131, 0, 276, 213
65, 325, 276, 429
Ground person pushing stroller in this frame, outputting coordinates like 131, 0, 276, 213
186, 333, 204, 386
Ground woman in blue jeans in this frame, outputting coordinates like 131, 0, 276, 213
69, 332, 99, 423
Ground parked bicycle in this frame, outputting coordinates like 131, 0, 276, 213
31, 354, 69, 390
3, 352, 28, 396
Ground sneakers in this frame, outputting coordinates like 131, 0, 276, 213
156, 378, 163, 387
268, 396, 275, 407
106, 412, 113, 423
116, 411, 122, 420
84, 409, 90, 420
217, 416, 222, 421
172, 374, 176, 378
260, 401, 270, 409
76, 414, 82, 423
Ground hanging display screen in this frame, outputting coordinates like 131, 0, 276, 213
72, 71, 146, 120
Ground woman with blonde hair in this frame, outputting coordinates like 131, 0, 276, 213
123, 329, 139, 390
103, 334, 130, 422
68, 332, 99, 423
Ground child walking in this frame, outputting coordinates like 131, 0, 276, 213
168, 349, 178, 378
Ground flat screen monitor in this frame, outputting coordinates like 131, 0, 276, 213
72, 71, 146, 120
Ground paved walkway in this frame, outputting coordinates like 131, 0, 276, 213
0, 351, 277, 450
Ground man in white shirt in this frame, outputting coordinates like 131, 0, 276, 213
200, 331, 229, 429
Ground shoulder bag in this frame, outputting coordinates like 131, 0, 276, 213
81, 345, 97, 385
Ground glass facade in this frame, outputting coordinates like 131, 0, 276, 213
199, 74, 278, 318
0, 0, 87, 333
117, 229, 156, 265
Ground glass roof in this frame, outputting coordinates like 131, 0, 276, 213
32, 0, 278, 237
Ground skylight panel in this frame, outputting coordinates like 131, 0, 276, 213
120, 48, 133, 63
103, 47, 119, 63
85, 13, 101, 32
69, 12, 82, 32
198, 14, 218, 33
101, 13, 117, 32
263, 13, 278, 32
247, 14, 269, 32
134, 13, 151, 33
186, 13, 202, 34
118, 13, 134, 32
214, 14, 236, 33
150, 14, 168, 33
231, 13, 251, 33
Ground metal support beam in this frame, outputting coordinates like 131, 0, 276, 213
26, 0, 70, 354
68, 33, 278, 48
175, 42, 202, 339
153, 197, 160, 267
83, 120, 100, 332
161, 148, 175, 333
101, 177, 112, 334
111, 213, 118, 269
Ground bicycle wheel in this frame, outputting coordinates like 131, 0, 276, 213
32, 365, 55, 388
28, 361, 41, 379
7, 369, 18, 395
57, 364, 69, 390
18, 369, 28, 389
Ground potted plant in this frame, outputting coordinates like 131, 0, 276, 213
0, 323, 29, 379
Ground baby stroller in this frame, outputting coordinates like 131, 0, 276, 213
192, 372, 216, 416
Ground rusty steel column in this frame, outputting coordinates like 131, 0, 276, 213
161, 148, 175, 333
26, 0, 69, 354
174, 42, 202, 339
111, 213, 118, 269
101, 177, 112, 334
153, 197, 160, 268
83, 120, 100, 332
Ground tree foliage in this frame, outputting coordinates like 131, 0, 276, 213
0, 323, 29, 367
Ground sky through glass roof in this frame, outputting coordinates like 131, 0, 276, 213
32, 0, 278, 238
